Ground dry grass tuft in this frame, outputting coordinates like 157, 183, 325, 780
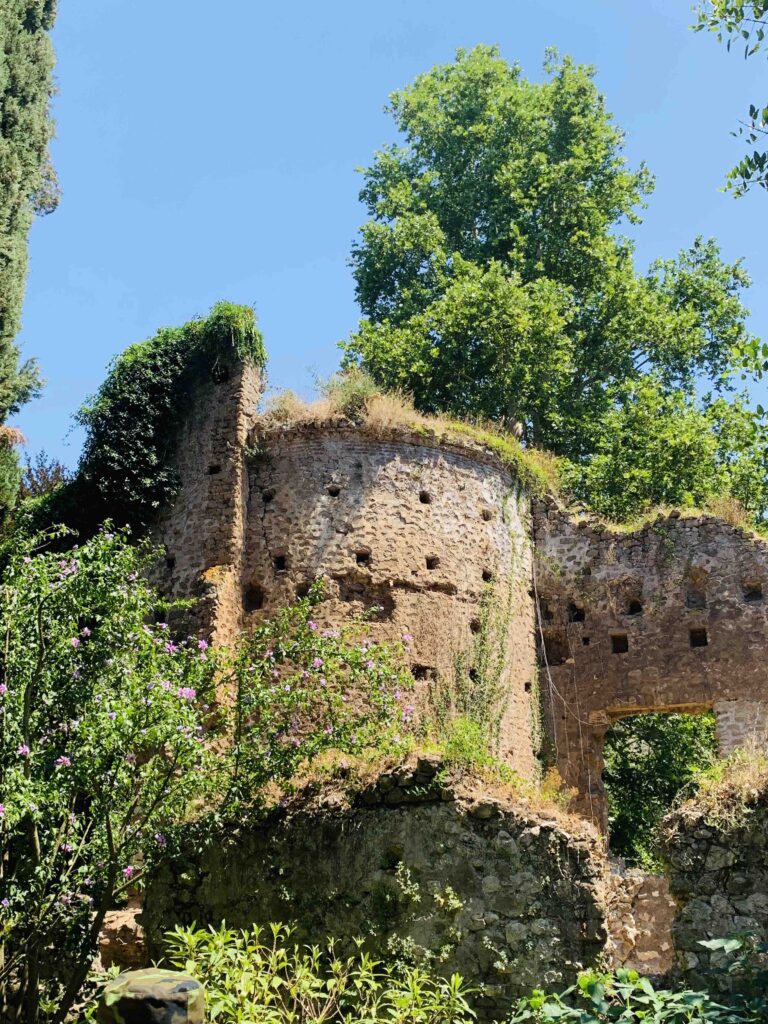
673, 743, 768, 832
259, 372, 561, 495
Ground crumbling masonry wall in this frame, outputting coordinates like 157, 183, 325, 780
143, 762, 608, 1017
533, 497, 768, 824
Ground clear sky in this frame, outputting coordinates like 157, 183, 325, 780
14, 0, 768, 467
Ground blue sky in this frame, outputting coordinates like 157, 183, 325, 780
14, 0, 768, 467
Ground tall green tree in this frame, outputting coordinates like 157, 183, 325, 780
343, 47, 768, 521
695, 1, 768, 195
0, 0, 58, 507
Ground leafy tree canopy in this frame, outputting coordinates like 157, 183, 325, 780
343, 47, 768, 522
695, 1, 768, 195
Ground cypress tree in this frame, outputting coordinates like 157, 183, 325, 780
0, 0, 58, 506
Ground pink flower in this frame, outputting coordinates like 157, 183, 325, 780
308, 621, 318, 631
312, 658, 323, 669
0, 805, 5, 817
0, 684, 7, 696
402, 703, 415, 722
154, 832, 167, 848
177, 687, 196, 701
197, 639, 209, 651
70, 637, 80, 648
80, 627, 91, 637
393, 689, 402, 702
164, 642, 179, 654
122, 866, 135, 880
23, 556, 31, 564
364, 659, 375, 670
160, 680, 171, 691
55, 755, 72, 768
402, 633, 414, 643
16, 745, 30, 758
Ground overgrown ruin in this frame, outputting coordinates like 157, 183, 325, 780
122, 350, 768, 1010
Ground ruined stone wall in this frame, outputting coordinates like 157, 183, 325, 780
152, 359, 262, 643
533, 498, 768, 824
241, 423, 538, 772
143, 761, 608, 1017
663, 794, 768, 993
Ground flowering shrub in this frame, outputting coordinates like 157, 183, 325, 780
222, 583, 415, 804
0, 527, 218, 1023
159, 922, 475, 1024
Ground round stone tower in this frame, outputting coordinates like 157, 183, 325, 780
241, 420, 538, 775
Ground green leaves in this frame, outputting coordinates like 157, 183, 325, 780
345, 47, 765, 523
161, 922, 476, 1024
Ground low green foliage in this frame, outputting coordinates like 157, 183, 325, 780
603, 712, 718, 869
160, 922, 476, 1024
509, 966, 764, 1024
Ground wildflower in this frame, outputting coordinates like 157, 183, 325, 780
55, 755, 72, 768
312, 657, 323, 669
122, 866, 135, 880
70, 637, 80, 648
160, 680, 171, 691
0, 684, 7, 696
16, 744, 30, 758
364, 659, 375, 670
1, 898, 9, 908
164, 641, 179, 655
157, 622, 168, 631
308, 621, 318, 631
0, 805, 5, 817
393, 689, 402, 702
80, 626, 91, 637
402, 703, 415, 722
61, 842, 73, 853
23, 555, 31, 563
154, 832, 167, 848
108, 712, 117, 720
176, 687, 196, 701
321, 628, 340, 638
125, 753, 137, 764
197, 639, 209, 651
402, 633, 414, 643
324, 726, 333, 735
291, 737, 301, 747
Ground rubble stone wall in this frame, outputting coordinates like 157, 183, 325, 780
533, 498, 768, 823
143, 765, 608, 1017
663, 795, 768, 992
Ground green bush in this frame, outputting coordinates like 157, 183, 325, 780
161, 922, 476, 1024
509, 967, 762, 1024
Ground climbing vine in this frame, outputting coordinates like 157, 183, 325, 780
27, 303, 265, 537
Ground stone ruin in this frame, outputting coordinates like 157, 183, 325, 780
117, 352, 768, 1011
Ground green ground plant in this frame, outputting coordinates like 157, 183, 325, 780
158, 922, 475, 1024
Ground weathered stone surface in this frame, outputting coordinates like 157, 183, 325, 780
97, 969, 204, 1024
143, 773, 608, 1016
662, 793, 768, 993
533, 497, 768, 825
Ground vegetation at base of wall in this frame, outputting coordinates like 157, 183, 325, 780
509, 963, 766, 1024
602, 712, 718, 869
0, 1, 58, 516
263, 370, 560, 497
150, 922, 474, 1024
678, 745, 768, 832
0, 537, 416, 1022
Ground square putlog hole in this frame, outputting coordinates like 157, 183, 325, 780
426, 555, 440, 570
690, 627, 708, 648
611, 634, 629, 655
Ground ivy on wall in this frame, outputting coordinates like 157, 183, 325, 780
25, 302, 265, 536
